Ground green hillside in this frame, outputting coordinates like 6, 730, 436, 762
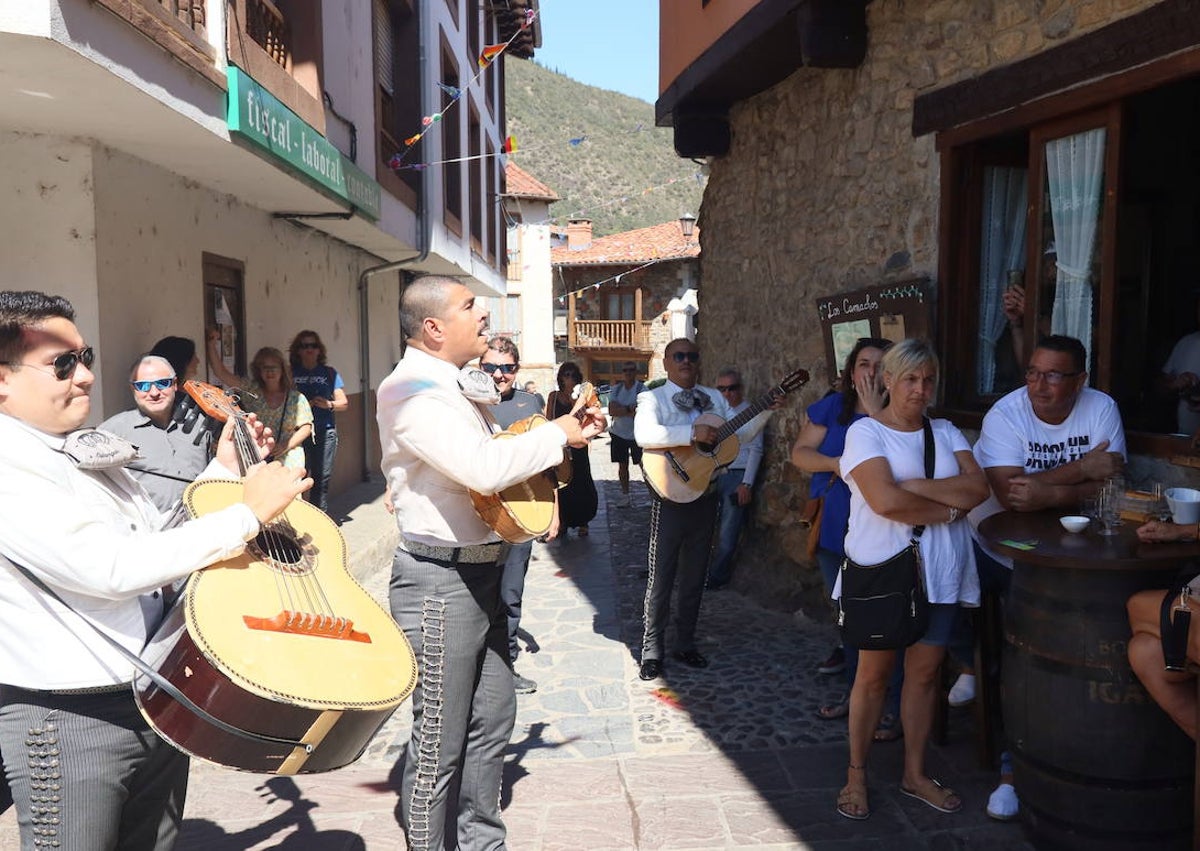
505, 58, 706, 237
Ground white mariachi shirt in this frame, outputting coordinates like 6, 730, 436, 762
0, 412, 260, 689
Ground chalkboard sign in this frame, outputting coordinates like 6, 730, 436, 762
815, 277, 934, 387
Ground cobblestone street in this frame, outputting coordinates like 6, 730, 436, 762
1, 441, 1033, 850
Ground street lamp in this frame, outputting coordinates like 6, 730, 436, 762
679, 213, 696, 242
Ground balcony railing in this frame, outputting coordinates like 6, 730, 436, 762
571, 320, 652, 351
156, 0, 206, 36
247, 0, 289, 68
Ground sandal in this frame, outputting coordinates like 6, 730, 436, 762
873, 713, 903, 743
837, 766, 869, 820
899, 778, 962, 814
816, 699, 850, 720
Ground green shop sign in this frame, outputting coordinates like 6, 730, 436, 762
226, 66, 381, 220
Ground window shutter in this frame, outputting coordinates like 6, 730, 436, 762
374, 0, 394, 95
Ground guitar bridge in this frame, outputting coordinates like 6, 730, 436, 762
243, 611, 372, 643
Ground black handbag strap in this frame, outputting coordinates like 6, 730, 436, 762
911, 417, 935, 542
5, 558, 310, 753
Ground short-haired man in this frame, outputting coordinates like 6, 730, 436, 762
968, 333, 1125, 820
481, 334, 554, 694
607, 360, 646, 508
0, 290, 307, 851
635, 339, 735, 679
378, 276, 604, 850
706, 368, 770, 590
100, 354, 212, 513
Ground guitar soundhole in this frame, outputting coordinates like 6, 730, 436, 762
250, 528, 308, 573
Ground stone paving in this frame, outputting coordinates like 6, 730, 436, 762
0, 441, 1036, 849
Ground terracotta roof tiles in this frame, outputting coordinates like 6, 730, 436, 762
504, 163, 559, 201
551, 220, 700, 267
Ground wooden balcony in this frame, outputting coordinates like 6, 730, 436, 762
570, 320, 652, 351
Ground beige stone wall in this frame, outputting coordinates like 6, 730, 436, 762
701, 0, 1161, 607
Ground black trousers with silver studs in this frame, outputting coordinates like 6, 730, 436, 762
0, 685, 188, 851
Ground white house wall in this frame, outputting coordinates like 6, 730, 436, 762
0, 132, 105, 408
89, 144, 380, 420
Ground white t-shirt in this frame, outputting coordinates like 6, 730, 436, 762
968, 385, 1127, 567
1163, 330, 1200, 435
840, 417, 979, 606
607, 380, 644, 440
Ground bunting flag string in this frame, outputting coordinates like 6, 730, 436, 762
389, 8, 536, 168
554, 257, 681, 301
496, 170, 706, 232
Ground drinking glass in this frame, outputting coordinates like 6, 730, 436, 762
1151, 482, 1173, 523
1097, 487, 1120, 537
1105, 476, 1125, 526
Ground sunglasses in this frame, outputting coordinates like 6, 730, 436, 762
1, 346, 95, 381
481, 363, 518, 375
716, 383, 742, 393
131, 377, 176, 393
299, 342, 321, 350
671, 351, 700, 364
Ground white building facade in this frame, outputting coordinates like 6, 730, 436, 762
0, 0, 538, 493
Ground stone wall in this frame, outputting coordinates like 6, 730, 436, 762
699, 0, 1161, 609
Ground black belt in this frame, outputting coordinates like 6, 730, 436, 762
400, 538, 509, 565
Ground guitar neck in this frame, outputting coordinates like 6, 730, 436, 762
715, 389, 780, 444
231, 414, 261, 476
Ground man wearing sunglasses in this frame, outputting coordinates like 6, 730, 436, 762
633, 338, 734, 681
963, 333, 1125, 821
99, 355, 212, 513
0, 290, 310, 851
608, 361, 646, 508
706, 368, 771, 591
480, 335, 553, 695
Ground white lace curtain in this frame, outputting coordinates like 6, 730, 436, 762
977, 166, 1028, 394
1046, 127, 1106, 367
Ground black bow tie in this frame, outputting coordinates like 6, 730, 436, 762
673, 388, 713, 412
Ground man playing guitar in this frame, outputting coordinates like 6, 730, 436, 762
634, 338, 773, 680
377, 276, 604, 851
0, 290, 309, 851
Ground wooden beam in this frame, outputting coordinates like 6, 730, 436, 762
914, 0, 1200, 138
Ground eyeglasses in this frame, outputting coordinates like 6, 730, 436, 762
0, 346, 94, 381
481, 363, 518, 375
131, 377, 175, 393
1024, 367, 1082, 386
299, 342, 321, 350
716, 383, 742, 393
671, 351, 700, 364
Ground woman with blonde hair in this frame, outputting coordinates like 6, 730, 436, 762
206, 332, 313, 469
835, 339, 988, 820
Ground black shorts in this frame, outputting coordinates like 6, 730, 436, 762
610, 434, 643, 465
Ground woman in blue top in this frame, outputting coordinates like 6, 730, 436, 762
289, 330, 348, 512
791, 337, 903, 737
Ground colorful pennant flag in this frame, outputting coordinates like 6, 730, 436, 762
568, 135, 587, 147
501, 135, 517, 154
437, 83, 462, 100
478, 44, 505, 68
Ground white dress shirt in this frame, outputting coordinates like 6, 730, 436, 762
377, 347, 570, 548
0, 413, 261, 689
633, 380, 732, 450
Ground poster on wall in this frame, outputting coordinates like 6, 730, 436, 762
815, 277, 933, 388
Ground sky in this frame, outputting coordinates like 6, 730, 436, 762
530, 1, 660, 104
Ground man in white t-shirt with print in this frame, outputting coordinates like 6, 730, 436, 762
967, 333, 1126, 822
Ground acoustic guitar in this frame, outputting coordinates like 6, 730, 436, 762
133, 381, 417, 775
469, 381, 599, 543
641, 368, 809, 503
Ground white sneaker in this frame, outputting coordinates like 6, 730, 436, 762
948, 673, 976, 707
986, 782, 1019, 821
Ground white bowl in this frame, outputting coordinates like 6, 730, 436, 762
1060, 515, 1090, 533
1166, 488, 1200, 526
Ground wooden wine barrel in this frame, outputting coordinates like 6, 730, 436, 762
1003, 561, 1190, 844
987, 511, 1195, 850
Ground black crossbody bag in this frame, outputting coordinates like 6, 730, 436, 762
838, 418, 934, 650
